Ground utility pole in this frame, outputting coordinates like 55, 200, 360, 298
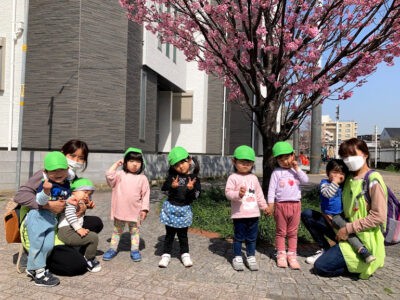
335, 105, 339, 158
310, 102, 322, 174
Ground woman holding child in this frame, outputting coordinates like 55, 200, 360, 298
301, 138, 387, 279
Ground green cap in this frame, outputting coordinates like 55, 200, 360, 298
168, 146, 189, 166
233, 145, 255, 161
44, 151, 68, 171
70, 178, 95, 192
272, 141, 294, 157
124, 147, 143, 157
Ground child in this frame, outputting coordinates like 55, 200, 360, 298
266, 141, 309, 269
225, 145, 268, 271
316, 159, 376, 264
158, 146, 201, 268
25, 151, 72, 287
103, 147, 150, 262
58, 178, 102, 272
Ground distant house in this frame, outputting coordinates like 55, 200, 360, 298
380, 128, 400, 148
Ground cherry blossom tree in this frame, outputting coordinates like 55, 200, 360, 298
120, 0, 400, 189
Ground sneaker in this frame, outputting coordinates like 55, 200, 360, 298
158, 254, 171, 268
34, 269, 60, 287
26, 269, 35, 279
181, 253, 193, 267
305, 249, 324, 265
86, 258, 102, 272
276, 251, 288, 268
287, 252, 301, 270
103, 249, 118, 261
359, 247, 376, 264
245, 256, 259, 271
232, 256, 244, 271
130, 250, 142, 262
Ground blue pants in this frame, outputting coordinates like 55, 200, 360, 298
314, 244, 348, 277
233, 217, 259, 257
26, 209, 57, 271
301, 209, 336, 250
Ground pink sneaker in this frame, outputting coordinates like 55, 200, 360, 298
276, 251, 288, 268
287, 252, 301, 270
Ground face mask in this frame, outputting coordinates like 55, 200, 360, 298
67, 158, 84, 173
343, 155, 365, 171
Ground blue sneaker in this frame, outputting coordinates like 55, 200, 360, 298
130, 250, 142, 262
103, 249, 118, 261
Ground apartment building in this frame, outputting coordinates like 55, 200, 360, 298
322, 115, 358, 146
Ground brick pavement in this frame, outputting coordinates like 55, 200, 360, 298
0, 172, 400, 299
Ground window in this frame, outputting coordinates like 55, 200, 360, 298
173, 92, 193, 122
0, 37, 5, 91
139, 70, 147, 141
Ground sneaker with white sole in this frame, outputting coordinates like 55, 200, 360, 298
245, 256, 259, 271
181, 253, 193, 267
158, 254, 171, 268
86, 258, 102, 272
33, 269, 60, 287
232, 256, 244, 271
305, 249, 325, 264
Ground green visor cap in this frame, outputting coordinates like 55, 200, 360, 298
233, 145, 255, 161
272, 141, 294, 157
168, 146, 189, 166
70, 178, 95, 192
44, 151, 68, 171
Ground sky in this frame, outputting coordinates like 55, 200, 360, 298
322, 58, 400, 135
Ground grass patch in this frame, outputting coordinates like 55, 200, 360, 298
384, 164, 400, 173
192, 185, 321, 244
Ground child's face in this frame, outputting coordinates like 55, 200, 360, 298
276, 153, 295, 169
126, 159, 142, 174
233, 159, 254, 174
173, 158, 191, 175
72, 190, 94, 203
46, 169, 69, 184
328, 170, 346, 184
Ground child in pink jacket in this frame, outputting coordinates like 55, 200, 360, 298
225, 145, 268, 271
103, 147, 150, 262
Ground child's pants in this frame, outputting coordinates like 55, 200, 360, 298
163, 225, 189, 254
274, 201, 301, 253
26, 209, 57, 271
109, 218, 140, 251
58, 226, 99, 259
233, 217, 259, 257
332, 214, 365, 252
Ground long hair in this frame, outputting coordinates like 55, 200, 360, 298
123, 151, 145, 174
61, 139, 89, 171
339, 138, 370, 167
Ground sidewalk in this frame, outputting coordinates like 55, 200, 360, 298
1, 173, 400, 299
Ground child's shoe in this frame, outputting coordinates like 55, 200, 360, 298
305, 249, 324, 264
158, 253, 171, 268
86, 258, 102, 272
287, 252, 301, 270
358, 247, 376, 264
181, 253, 193, 267
232, 256, 244, 271
130, 250, 142, 262
103, 249, 118, 261
245, 256, 259, 271
33, 268, 60, 287
276, 251, 288, 268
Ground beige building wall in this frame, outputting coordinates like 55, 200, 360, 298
322, 116, 358, 146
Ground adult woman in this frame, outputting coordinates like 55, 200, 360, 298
301, 138, 387, 279
14, 139, 103, 276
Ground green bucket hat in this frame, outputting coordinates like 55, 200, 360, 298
272, 141, 294, 157
168, 146, 189, 166
233, 145, 255, 161
44, 151, 68, 171
70, 178, 95, 192
124, 147, 143, 157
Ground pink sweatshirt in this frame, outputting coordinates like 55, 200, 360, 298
105, 170, 150, 222
225, 173, 268, 219
267, 167, 309, 203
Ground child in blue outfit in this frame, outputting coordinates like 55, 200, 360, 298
306, 159, 376, 264
25, 151, 74, 287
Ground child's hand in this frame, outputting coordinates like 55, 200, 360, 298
139, 210, 148, 226
264, 204, 274, 216
171, 176, 179, 188
43, 179, 52, 196
76, 228, 89, 237
67, 195, 78, 206
86, 200, 95, 209
239, 186, 246, 198
331, 173, 345, 184
187, 177, 196, 190
115, 159, 124, 167
291, 160, 299, 171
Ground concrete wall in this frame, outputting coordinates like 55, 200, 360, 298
0, 150, 263, 192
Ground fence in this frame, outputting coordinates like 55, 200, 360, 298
369, 146, 400, 164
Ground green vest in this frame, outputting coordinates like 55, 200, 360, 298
339, 172, 387, 279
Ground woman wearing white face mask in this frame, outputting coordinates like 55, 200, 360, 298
303, 138, 388, 279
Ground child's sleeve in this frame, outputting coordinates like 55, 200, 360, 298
161, 175, 173, 192
65, 203, 82, 231
186, 176, 201, 202
141, 176, 150, 212
320, 180, 340, 199
296, 169, 309, 184
254, 177, 268, 210
36, 190, 50, 206
225, 175, 241, 201
105, 169, 119, 188
267, 171, 278, 204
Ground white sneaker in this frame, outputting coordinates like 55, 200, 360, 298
232, 256, 244, 271
305, 249, 325, 264
245, 256, 259, 271
181, 253, 193, 267
158, 254, 171, 268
